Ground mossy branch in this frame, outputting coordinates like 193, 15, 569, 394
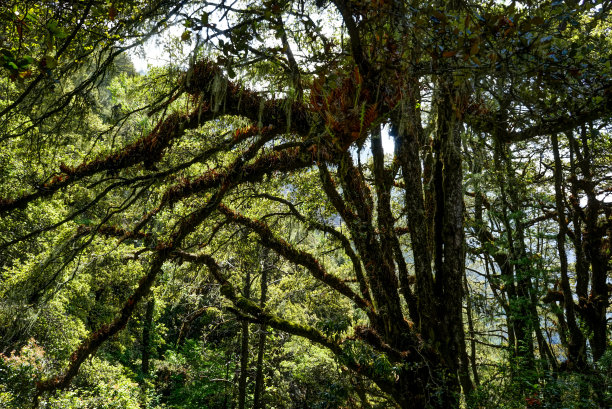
253, 192, 371, 304
218, 204, 375, 316
184, 252, 398, 397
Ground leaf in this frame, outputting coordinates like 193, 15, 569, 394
24, 11, 37, 23
43, 55, 57, 69
17, 56, 34, 68
46, 20, 67, 39
201, 12, 209, 25
1, 48, 14, 60
442, 50, 457, 58
18, 69, 32, 79
46, 19, 58, 32
181, 30, 191, 41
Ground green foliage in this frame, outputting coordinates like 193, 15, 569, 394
0, 339, 47, 407
466, 346, 612, 409
0, 0, 610, 408
0, 341, 143, 409
44, 358, 142, 409
158, 340, 233, 409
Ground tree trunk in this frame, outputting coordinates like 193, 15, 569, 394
464, 273, 480, 386
391, 83, 436, 334
494, 141, 536, 370
141, 297, 155, 377
551, 133, 587, 368
578, 125, 609, 362
433, 79, 473, 398
565, 126, 609, 362
253, 261, 268, 409
238, 269, 250, 409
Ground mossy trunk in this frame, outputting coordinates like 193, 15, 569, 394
141, 297, 155, 377
238, 269, 250, 409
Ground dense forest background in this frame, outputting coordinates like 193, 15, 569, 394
0, 0, 610, 408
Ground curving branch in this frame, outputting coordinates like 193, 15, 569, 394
330, 0, 371, 76
179, 251, 399, 397
160, 143, 330, 209
1, 57, 319, 215
0, 110, 203, 214
218, 204, 375, 316
183, 60, 314, 135
467, 84, 612, 143
252, 192, 372, 304
34, 125, 276, 395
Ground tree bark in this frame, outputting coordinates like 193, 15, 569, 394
141, 297, 155, 377
578, 124, 609, 362
494, 141, 536, 369
253, 258, 268, 409
464, 273, 480, 386
551, 133, 587, 368
433, 79, 473, 398
238, 268, 250, 409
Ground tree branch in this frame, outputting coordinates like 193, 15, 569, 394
218, 204, 375, 316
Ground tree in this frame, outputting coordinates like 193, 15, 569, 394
0, 0, 610, 407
